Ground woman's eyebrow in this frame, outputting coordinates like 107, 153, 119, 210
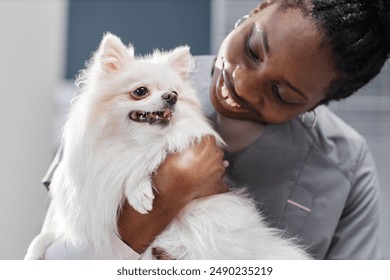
263, 29, 270, 54
283, 79, 308, 100
258, 24, 308, 100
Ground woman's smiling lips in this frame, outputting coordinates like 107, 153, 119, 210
217, 70, 241, 111
217, 65, 256, 114
221, 70, 242, 108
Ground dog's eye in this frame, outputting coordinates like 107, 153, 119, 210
133, 87, 148, 97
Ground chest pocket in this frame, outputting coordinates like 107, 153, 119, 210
279, 187, 314, 238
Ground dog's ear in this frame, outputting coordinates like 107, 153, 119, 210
96, 33, 134, 73
164, 46, 193, 79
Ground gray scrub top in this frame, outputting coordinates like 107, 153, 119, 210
213, 105, 382, 259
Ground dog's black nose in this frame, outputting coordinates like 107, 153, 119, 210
162, 91, 178, 105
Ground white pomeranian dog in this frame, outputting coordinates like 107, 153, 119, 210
25, 33, 310, 260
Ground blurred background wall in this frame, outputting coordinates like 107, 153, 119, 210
0, 0, 67, 259
1, 0, 389, 259
65, 0, 211, 79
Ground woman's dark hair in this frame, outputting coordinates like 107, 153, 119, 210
277, 0, 390, 103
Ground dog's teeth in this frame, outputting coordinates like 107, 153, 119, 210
130, 111, 138, 120
130, 110, 171, 125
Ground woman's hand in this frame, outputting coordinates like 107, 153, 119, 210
118, 136, 228, 254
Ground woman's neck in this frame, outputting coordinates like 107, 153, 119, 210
216, 114, 266, 153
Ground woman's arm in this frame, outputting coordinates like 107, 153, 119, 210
118, 136, 228, 253
325, 141, 382, 259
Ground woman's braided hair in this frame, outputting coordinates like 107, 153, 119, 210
277, 0, 390, 103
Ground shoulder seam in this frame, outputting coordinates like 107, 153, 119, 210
350, 139, 366, 184
299, 121, 357, 184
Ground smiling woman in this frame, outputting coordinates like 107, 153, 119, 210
208, 0, 389, 260
210, 2, 337, 123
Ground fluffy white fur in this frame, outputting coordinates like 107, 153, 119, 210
25, 33, 310, 260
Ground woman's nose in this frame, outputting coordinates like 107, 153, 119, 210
232, 65, 262, 104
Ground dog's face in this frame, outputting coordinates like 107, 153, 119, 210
76, 33, 199, 139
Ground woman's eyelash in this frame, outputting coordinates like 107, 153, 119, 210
246, 37, 259, 61
272, 84, 290, 105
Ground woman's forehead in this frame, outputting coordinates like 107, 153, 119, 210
259, 4, 320, 46
256, 5, 338, 98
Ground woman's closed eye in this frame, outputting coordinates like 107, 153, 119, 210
272, 84, 296, 106
247, 37, 260, 61
246, 24, 267, 63
272, 84, 304, 106
272, 84, 289, 105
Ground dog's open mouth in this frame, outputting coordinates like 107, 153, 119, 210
128, 109, 172, 125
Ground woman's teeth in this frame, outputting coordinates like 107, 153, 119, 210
221, 83, 241, 108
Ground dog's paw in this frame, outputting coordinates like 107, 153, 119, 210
24, 250, 44, 260
24, 231, 54, 260
126, 179, 155, 214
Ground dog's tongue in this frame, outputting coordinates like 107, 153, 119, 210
129, 109, 172, 124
